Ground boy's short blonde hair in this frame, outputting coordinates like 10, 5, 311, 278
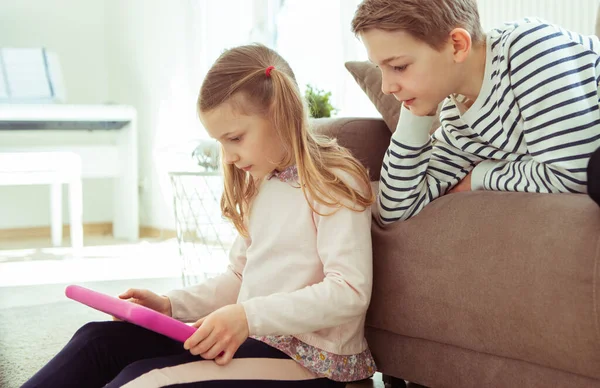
351, 0, 485, 50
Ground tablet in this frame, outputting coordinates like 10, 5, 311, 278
65, 285, 196, 343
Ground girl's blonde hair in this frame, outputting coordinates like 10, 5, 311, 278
198, 44, 374, 236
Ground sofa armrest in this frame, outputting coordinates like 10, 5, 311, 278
311, 117, 390, 181
368, 188, 600, 379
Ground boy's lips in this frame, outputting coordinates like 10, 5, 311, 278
403, 98, 415, 106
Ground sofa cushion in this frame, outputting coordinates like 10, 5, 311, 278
310, 117, 390, 181
345, 60, 440, 134
345, 60, 401, 132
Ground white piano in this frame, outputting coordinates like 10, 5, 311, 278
0, 104, 139, 241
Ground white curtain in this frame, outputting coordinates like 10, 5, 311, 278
274, 0, 379, 118
148, 0, 259, 229
155, 0, 258, 162
157, 0, 379, 172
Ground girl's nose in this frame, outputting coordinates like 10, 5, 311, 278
223, 149, 239, 164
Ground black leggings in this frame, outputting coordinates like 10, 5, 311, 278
588, 146, 600, 207
22, 321, 346, 388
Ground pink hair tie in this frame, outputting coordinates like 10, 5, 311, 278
265, 66, 275, 77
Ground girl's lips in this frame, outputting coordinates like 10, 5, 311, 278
241, 165, 252, 172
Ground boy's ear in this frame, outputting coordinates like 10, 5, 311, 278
448, 28, 472, 63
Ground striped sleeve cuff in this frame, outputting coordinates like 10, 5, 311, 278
472, 160, 503, 190
392, 105, 435, 147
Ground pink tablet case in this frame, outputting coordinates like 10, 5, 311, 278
65, 285, 196, 343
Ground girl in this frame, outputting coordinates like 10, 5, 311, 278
23, 43, 376, 388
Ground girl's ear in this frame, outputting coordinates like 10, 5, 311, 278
448, 28, 472, 63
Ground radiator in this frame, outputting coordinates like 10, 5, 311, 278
477, 0, 598, 36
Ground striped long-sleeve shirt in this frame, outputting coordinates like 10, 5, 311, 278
379, 18, 600, 224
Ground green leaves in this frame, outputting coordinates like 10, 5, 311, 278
305, 84, 337, 118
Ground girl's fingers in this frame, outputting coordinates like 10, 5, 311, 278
119, 288, 146, 299
184, 323, 214, 351
118, 289, 134, 299
192, 317, 205, 328
200, 341, 226, 360
214, 348, 233, 366
189, 332, 217, 356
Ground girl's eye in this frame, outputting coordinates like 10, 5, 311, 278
230, 136, 242, 142
393, 65, 408, 72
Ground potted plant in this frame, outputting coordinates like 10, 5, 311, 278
191, 140, 221, 172
305, 84, 337, 118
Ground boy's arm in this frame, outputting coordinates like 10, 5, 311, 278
471, 23, 600, 193
165, 234, 248, 322
378, 105, 481, 224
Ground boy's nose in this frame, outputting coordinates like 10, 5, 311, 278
381, 73, 400, 95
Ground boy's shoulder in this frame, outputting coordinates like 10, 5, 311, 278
490, 17, 551, 34
489, 18, 597, 54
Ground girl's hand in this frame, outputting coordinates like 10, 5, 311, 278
184, 304, 249, 366
113, 288, 172, 320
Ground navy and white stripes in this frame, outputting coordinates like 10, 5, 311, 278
379, 19, 600, 224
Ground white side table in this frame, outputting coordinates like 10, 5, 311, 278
168, 170, 235, 286
0, 151, 83, 248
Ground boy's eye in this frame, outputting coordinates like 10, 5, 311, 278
393, 65, 408, 72
230, 136, 242, 142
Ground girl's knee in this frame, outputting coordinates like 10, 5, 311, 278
72, 321, 127, 341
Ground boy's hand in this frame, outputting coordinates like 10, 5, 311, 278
448, 171, 473, 194
113, 289, 172, 320
403, 101, 437, 117
184, 304, 249, 365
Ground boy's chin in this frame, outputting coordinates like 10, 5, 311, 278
406, 105, 437, 117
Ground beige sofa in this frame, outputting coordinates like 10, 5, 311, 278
313, 118, 600, 388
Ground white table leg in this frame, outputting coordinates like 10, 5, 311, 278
68, 178, 83, 249
113, 116, 139, 241
50, 182, 62, 247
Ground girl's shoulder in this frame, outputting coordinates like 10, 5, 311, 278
330, 167, 371, 194
309, 167, 374, 212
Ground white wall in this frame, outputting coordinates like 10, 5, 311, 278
0, 0, 195, 231
0, 0, 114, 230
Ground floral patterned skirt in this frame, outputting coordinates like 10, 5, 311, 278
252, 335, 377, 382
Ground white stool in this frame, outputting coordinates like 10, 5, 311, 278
0, 151, 83, 249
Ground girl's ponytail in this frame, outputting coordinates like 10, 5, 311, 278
199, 44, 374, 236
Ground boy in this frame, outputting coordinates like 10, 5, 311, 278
352, 0, 600, 224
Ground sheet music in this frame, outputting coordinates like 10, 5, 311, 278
0, 53, 8, 99
1, 48, 52, 99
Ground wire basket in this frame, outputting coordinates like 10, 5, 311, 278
169, 171, 236, 286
